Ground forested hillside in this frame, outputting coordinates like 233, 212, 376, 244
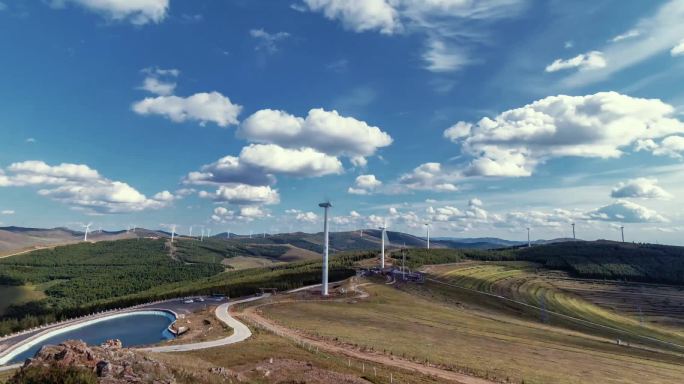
402, 241, 684, 285
0, 239, 222, 336
0, 236, 374, 336
517, 241, 684, 284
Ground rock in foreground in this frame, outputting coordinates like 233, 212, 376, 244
8, 339, 176, 384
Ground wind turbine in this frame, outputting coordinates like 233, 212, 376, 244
82, 223, 92, 242
424, 223, 430, 250
379, 222, 387, 269
170, 224, 177, 243
620, 225, 625, 243
571, 223, 576, 241
319, 201, 332, 296
527, 227, 531, 248
189, 225, 193, 237
200, 228, 205, 241
360, 229, 363, 237
207, 228, 212, 238
226, 230, 230, 240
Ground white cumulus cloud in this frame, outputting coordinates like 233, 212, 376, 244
588, 200, 667, 223
611, 178, 672, 199
138, 68, 178, 96
636, 136, 684, 159
398, 162, 458, 192
239, 108, 392, 158
132, 92, 242, 127
184, 144, 342, 187
200, 184, 280, 206
348, 174, 382, 195
287, 209, 319, 223
302, 0, 399, 34
240, 144, 343, 177
446, 92, 684, 177
212, 205, 270, 222
184, 155, 275, 187
50, 0, 169, 25
0, 161, 172, 214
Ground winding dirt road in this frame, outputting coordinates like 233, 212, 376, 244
239, 282, 494, 384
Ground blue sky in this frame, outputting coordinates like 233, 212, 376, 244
1, 0, 684, 244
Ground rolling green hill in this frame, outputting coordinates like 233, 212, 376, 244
402, 240, 684, 285
516, 241, 684, 284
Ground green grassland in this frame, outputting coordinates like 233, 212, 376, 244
262, 280, 684, 384
150, 330, 445, 384
426, 262, 684, 348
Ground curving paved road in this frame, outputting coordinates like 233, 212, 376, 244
0, 283, 329, 372
139, 293, 269, 353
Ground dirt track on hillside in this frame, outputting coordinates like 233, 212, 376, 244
238, 282, 495, 384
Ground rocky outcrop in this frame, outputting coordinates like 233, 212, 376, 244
10, 339, 177, 384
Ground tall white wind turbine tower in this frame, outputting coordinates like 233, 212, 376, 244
200, 228, 205, 241
170, 225, 177, 243
425, 223, 430, 250
379, 223, 387, 268
189, 225, 193, 237
527, 227, 531, 248
83, 223, 92, 242
319, 201, 332, 296
207, 228, 212, 238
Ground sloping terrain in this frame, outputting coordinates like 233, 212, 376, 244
516, 240, 684, 284
0, 227, 169, 257
0, 227, 81, 257
1, 225, 523, 259
261, 278, 684, 384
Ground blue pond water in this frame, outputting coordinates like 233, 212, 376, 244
7, 312, 174, 364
